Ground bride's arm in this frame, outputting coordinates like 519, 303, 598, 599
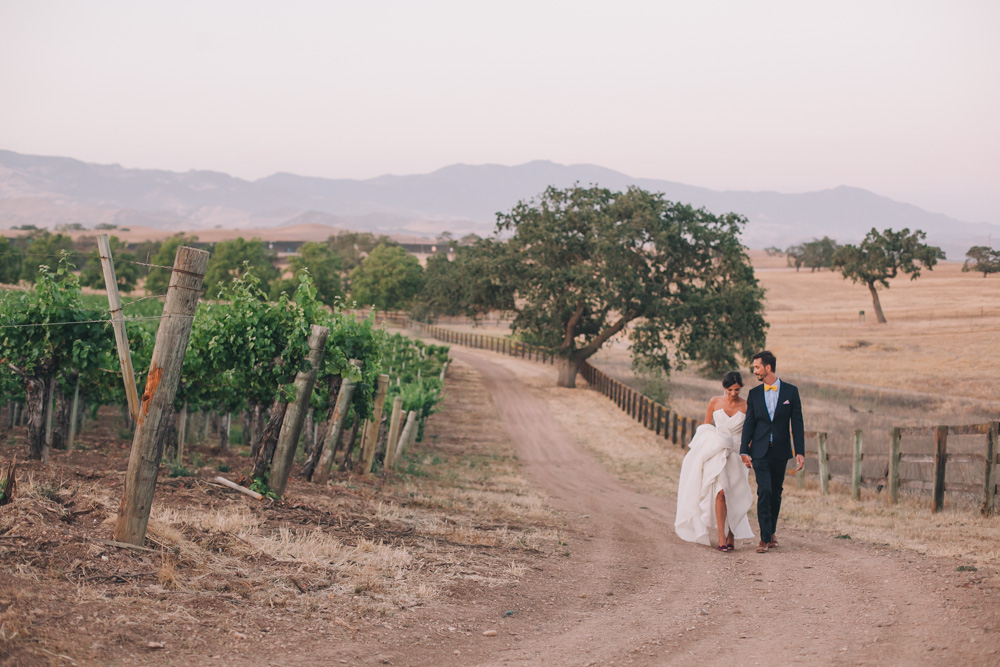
703, 397, 717, 425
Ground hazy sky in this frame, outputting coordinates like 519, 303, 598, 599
2, 1, 998, 223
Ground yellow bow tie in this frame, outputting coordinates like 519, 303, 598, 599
764, 384, 778, 392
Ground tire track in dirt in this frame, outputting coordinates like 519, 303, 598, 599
447, 347, 1000, 666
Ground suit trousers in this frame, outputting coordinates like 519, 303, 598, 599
752, 447, 788, 543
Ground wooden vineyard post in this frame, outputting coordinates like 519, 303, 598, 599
817, 432, 830, 495
680, 416, 688, 447
360, 374, 390, 474
982, 420, 998, 517
176, 402, 188, 464
67, 380, 81, 450
394, 410, 418, 461
270, 324, 330, 498
97, 234, 140, 423
851, 429, 863, 500
932, 425, 948, 513
313, 371, 359, 484
114, 245, 208, 546
888, 427, 901, 504
672, 413, 679, 444
383, 396, 404, 470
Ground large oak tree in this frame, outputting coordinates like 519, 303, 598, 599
453, 185, 768, 387
832, 227, 943, 324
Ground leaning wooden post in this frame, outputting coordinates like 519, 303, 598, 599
176, 402, 188, 464
888, 427, 901, 504
67, 380, 81, 450
360, 374, 390, 474
981, 420, 998, 517
270, 324, 330, 498
383, 396, 404, 470
114, 245, 208, 546
97, 234, 140, 423
932, 425, 948, 513
394, 410, 418, 461
314, 369, 360, 484
817, 432, 830, 495
680, 416, 688, 447
851, 429, 863, 500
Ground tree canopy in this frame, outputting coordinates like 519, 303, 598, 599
440, 185, 768, 387
962, 245, 1000, 278
349, 243, 424, 311
832, 227, 944, 324
270, 241, 343, 306
326, 232, 398, 294
202, 237, 280, 298
785, 236, 840, 272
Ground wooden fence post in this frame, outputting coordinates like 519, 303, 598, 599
680, 416, 688, 447
114, 245, 208, 546
932, 425, 948, 512
67, 380, 81, 450
982, 420, 998, 517
176, 402, 188, 464
360, 374, 390, 474
97, 234, 140, 423
314, 371, 359, 484
270, 324, 330, 498
888, 427, 901, 504
394, 410, 418, 461
383, 396, 404, 470
851, 429, 863, 500
817, 432, 830, 495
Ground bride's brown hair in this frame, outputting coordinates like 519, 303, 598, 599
722, 371, 743, 388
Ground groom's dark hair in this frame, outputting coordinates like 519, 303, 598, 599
752, 350, 777, 372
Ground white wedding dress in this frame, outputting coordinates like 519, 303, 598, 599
674, 409, 755, 546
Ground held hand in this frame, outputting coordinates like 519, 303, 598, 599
741, 454, 752, 469
795, 454, 805, 472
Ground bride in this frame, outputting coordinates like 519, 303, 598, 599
674, 371, 755, 551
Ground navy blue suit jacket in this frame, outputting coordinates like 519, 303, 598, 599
739, 381, 804, 460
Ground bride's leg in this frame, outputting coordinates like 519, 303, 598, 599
715, 490, 728, 546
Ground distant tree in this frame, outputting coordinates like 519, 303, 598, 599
800, 236, 841, 272
78, 235, 142, 293
326, 232, 399, 293
56, 222, 86, 232
455, 185, 768, 387
417, 250, 467, 318
95, 223, 118, 230
832, 227, 944, 324
962, 245, 1000, 278
785, 243, 805, 271
12, 224, 39, 231
764, 246, 784, 257
350, 243, 424, 311
270, 241, 343, 306
0, 236, 22, 284
202, 237, 279, 298
20, 232, 75, 282
145, 235, 198, 295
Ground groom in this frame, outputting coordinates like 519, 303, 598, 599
740, 350, 804, 554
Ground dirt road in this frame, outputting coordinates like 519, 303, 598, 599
380, 348, 999, 666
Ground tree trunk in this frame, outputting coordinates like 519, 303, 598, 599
250, 397, 288, 483
67, 381, 81, 450
24, 376, 46, 460
219, 411, 230, 451
337, 415, 362, 472
557, 355, 585, 388
51, 379, 73, 450
867, 281, 887, 324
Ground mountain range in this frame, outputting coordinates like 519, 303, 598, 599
1, 149, 995, 258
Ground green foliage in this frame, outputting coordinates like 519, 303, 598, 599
166, 461, 193, 478
326, 232, 399, 293
785, 236, 840, 272
962, 245, 1000, 277
832, 227, 944, 323
248, 476, 279, 499
202, 237, 279, 299
271, 242, 343, 307
78, 235, 142, 293
349, 244, 424, 311
181, 269, 310, 414
451, 185, 767, 381
19, 232, 75, 283
0, 237, 22, 284
383, 334, 449, 441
